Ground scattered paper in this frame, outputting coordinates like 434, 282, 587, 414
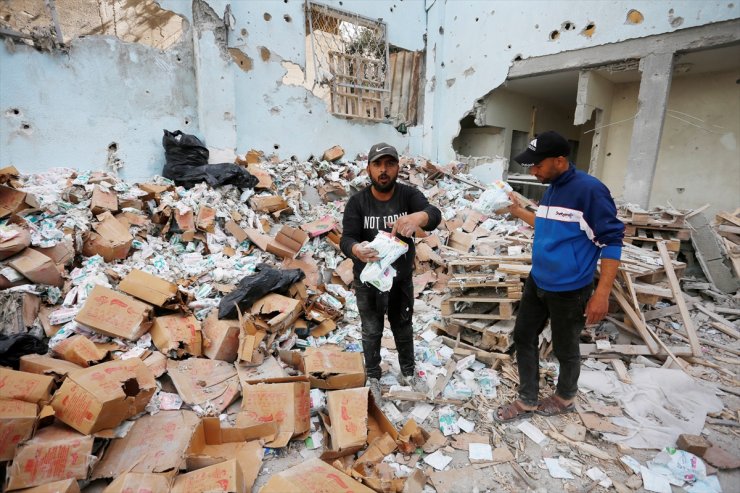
641, 465, 672, 493
469, 443, 493, 462
424, 450, 452, 471
620, 455, 642, 475
545, 457, 574, 480
586, 467, 612, 488
517, 421, 547, 445
421, 330, 438, 342
457, 417, 475, 433
158, 392, 183, 410
411, 402, 434, 423
439, 407, 460, 436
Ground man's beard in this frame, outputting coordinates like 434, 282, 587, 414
371, 174, 397, 193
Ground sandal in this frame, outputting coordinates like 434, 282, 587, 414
536, 395, 575, 416
494, 400, 536, 423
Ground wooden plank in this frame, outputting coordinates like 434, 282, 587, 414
407, 51, 422, 124
694, 303, 739, 331
611, 287, 660, 354
436, 333, 511, 363
608, 359, 632, 384
710, 322, 740, 340
384, 389, 465, 406
656, 322, 740, 357
643, 301, 694, 321
580, 344, 694, 357
447, 296, 517, 303
657, 241, 702, 356
430, 359, 456, 400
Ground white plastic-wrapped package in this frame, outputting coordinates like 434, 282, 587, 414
472, 180, 513, 215
359, 231, 408, 291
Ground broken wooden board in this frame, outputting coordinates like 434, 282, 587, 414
580, 343, 694, 357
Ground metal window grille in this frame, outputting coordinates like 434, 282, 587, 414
305, 1, 389, 121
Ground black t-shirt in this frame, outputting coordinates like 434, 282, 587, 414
340, 183, 442, 280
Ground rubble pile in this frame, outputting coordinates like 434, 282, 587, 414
0, 149, 737, 493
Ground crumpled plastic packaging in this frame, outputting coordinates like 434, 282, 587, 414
359, 231, 408, 292
472, 180, 513, 215
648, 448, 721, 493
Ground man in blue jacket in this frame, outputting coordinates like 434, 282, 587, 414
496, 131, 624, 422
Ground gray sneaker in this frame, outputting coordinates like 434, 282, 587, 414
400, 373, 427, 393
367, 377, 382, 403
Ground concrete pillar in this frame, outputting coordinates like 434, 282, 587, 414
574, 70, 614, 179
622, 52, 674, 207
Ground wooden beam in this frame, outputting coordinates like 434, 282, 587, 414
580, 343, 694, 357
657, 241, 702, 356
611, 287, 660, 354
608, 359, 632, 384
430, 359, 456, 400
694, 303, 739, 331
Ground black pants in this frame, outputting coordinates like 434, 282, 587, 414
513, 276, 592, 406
355, 276, 415, 380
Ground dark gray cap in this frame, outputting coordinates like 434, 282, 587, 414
368, 142, 399, 163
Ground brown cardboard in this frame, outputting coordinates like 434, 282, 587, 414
195, 205, 216, 233
167, 359, 240, 413
323, 145, 345, 162
52, 334, 114, 367
150, 314, 202, 357
0, 224, 30, 260
137, 183, 174, 202
38, 305, 62, 337
118, 269, 178, 307
237, 378, 310, 448
90, 185, 118, 215
0, 185, 28, 218
202, 311, 240, 361
271, 225, 309, 258
261, 457, 375, 493
92, 410, 200, 479
0, 398, 37, 461
247, 163, 273, 189
6, 424, 94, 491
171, 459, 244, 493
225, 220, 249, 243
352, 433, 403, 491
236, 318, 269, 364
142, 350, 167, 377
301, 216, 339, 237
75, 285, 153, 340
36, 239, 75, 267
19, 354, 83, 381
8, 248, 64, 287
0, 368, 54, 404
250, 194, 289, 213
250, 293, 303, 333
102, 473, 170, 493
235, 356, 290, 385
82, 212, 133, 262
50, 358, 156, 435
174, 207, 196, 241
302, 346, 366, 389
17, 479, 81, 493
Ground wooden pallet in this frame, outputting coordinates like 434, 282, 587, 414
441, 291, 518, 321
437, 319, 515, 352
624, 224, 690, 241
624, 228, 681, 253
620, 206, 688, 229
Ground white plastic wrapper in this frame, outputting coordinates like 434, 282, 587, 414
472, 180, 513, 215
359, 231, 408, 292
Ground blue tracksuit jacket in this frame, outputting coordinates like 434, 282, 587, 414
531, 165, 624, 291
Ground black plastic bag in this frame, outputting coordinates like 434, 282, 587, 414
218, 264, 306, 319
162, 130, 258, 190
0, 334, 47, 369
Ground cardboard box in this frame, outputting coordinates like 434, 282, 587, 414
0, 368, 54, 404
186, 417, 276, 491
167, 359, 240, 413
51, 334, 115, 367
301, 215, 338, 237
202, 311, 240, 361
237, 318, 270, 364
118, 269, 178, 307
0, 224, 30, 260
237, 378, 310, 448
75, 285, 153, 341
17, 479, 81, 493
90, 185, 118, 215
102, 473, 170, 493
246, 225, 308, 259
150, 314, 202, 358
0, 398, 37, 461
261, 457, 374, 493
142, 351, 167, 378
250, 293, 303, 333
5, 424, 94, 490
195, 205, 216, 232
82, 212, 133, 262
235, 356, 290, 385
19, 354, 83, 381
323, 145, 345, 162
0, 184, 28, 218
351, 432, 403, 491
247, 163, 272, 189
51, 358, 156, 435
137, 183, 174, 202
174, 207, 196, 241
36, 238, 75, 267
92, 410, 200, 479
250, 194, 289, 213
8, 248, 64, 287
171, 459, 244, 493
300, 346, 366, 390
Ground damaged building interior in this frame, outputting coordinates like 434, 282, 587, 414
0, 0, 739, 492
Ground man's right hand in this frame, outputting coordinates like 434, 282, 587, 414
352, 242, 380, 263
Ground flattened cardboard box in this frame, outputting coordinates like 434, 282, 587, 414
261, 457, 374, 493
18, 479, 81, 493
150, 313, 202, 357
0, 398, 37, 461
92, 410, 200, 479
8, 248, 63, 287
302, 346, 365, 389
250, 194, 289, 213
51, 358, 156, 435
237, 317, 270, 364
90, 185, 118, 215
0, 184, 29, 218
235, 356, 290, 386
102, 473, 170, 493
250, 293, 303, 333
237, 378, 310, 448
75, 285, 153, 340
167, 359, 240, 413
0, 368, 54, 404
0, 224, 30, 260
202, 311, 240, 361
118, 269, 178, 307
19, 354, 82, 381
171, 459, 244, 493
6, 424, 94, 491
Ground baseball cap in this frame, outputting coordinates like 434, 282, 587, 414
368, 142, 399, 163
513, 131, 571, 167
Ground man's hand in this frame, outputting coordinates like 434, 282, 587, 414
506, 192, 536, 227
389, 212, 428, 238
352, 242, 379, 263
585, 291, 609, 325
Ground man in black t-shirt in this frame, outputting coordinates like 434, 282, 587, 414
341, 143, 441, 402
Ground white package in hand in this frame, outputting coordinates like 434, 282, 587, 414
472, 180, 513, 215
360, 231, 409, 291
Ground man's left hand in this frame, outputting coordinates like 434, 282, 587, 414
585, 291, 610, 325
390, 212, 427, 238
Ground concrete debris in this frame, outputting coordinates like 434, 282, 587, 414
0, 157, 736, 493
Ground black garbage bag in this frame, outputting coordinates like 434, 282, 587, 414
162, 130, 259, 190
0, 334, 47, 369
218, 264, 306, 319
